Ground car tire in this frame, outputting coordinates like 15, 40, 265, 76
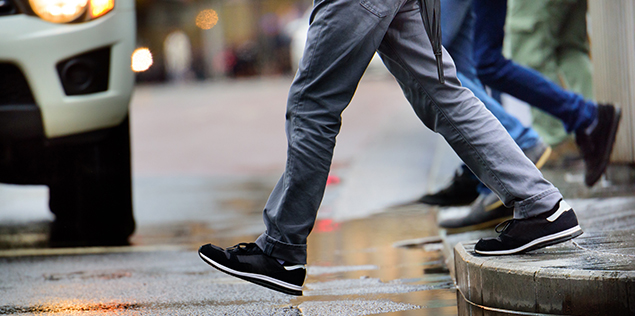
48, 116, 135, 247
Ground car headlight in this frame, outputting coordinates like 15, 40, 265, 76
29, 0, 114, 23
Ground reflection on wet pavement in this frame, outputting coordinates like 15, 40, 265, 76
0, 301, 140, 315
292, 206, 458, 315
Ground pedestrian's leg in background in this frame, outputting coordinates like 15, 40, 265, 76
505, 0, 593, 147
474, 0, 620, 188
441, 0, 477, 80
472, 0, 596, 134
555, 0, 593, 100
417, 0, 509, 207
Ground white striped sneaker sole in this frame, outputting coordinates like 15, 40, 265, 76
199, 253, 304, 292
475, 225, 582, 255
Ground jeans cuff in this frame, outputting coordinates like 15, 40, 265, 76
255, 233, 308, 265
514, 188, 562, 218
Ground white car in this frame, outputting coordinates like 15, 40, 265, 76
0, 0, 136, 246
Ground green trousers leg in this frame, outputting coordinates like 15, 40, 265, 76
505, 0, 593, 146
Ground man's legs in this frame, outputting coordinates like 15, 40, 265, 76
377, 1, 561, 217
199, 0, 582, 296
254, 0, 404, 265
199, 0, 402, 296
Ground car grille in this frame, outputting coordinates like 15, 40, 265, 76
0, 63, 36, 106
0, 0, 17, 16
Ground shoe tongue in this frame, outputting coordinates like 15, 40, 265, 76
495, 219, 514, 233
229, 243, 259, 253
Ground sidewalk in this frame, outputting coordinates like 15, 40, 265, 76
441, 164, 635, 315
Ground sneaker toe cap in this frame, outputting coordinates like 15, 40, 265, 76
474, 237, 502, 253
199, 244, 228, 261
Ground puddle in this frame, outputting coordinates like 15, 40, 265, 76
288, 206, 458, 315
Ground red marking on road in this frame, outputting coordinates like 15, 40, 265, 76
326, 175, 341, 185
315, 219, 340, 232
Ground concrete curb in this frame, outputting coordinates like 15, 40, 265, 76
453, 237, 635, 315
441, 197, 635, 315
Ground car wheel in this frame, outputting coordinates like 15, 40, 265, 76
48, 116, 135, 247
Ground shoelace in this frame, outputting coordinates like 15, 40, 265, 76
495, 219, 515, 233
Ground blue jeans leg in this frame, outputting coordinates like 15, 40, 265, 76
441, 0, 478, 81
472, 0, 597, 133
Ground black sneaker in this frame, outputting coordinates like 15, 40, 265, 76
438, 192, 513, 233
474, 200, 583, 255
417, 168, 480, 206
576, 104, 621, 187
198, 243, 306, 296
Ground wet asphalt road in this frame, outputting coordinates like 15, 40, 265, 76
0, 76, 461, 315
1, 208, 458, 315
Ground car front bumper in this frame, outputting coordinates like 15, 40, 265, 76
0, 0, 135, 139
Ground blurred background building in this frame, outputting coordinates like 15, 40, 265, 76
588, 1, 635, 163
134, 0, 311, 82
131, 0, 635, 164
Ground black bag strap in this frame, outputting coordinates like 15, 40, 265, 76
419, 0, 444, 83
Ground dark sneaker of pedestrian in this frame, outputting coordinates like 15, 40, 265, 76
474, 200, 583, 255
438, 141, 552, 233
438, 193, 513, 233
198, 243, 306, 296
417, 167, 480, 206
576, 104, 622, 187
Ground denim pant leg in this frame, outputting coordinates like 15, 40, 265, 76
256, 0, 405, 264
458, 72, 539, 150
472, 0, 596, 133
460, 72, 541, 195
442, 0, 538, 150
441, 0, 477, 80
377, 1, 561, 220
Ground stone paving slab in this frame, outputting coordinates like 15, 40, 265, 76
446, 197, 635, 315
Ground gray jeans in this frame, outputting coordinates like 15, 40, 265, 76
256, 0, 562, 264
